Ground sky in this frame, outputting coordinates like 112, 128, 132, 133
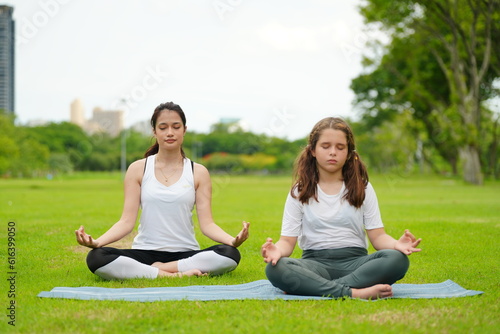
9, 0, 378, 140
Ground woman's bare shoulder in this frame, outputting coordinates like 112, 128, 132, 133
125, 158, 148, 180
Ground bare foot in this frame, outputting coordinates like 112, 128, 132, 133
157, 268, 206, 278
151, 262, 169, 270
180, 269, 207, 277
351, 284, 393, 300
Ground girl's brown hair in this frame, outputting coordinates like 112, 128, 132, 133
291, 117, 368, 208
144, 102, 187, 158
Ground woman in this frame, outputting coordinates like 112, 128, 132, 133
76, 102, 250, 279
261, 117, 421, 299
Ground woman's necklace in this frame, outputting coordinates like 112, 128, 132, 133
156, 156, 182, 182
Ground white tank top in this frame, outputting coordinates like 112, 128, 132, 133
132, 155, 200, 251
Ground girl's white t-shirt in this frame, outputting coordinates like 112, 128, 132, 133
281, 182, 384, 250
132, 155, 200, 252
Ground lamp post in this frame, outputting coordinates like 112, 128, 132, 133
119, 98, 128, 178
121, 128, 127, 178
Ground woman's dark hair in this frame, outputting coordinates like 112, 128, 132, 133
144, 102, 187, 158
291, 117, 368, 208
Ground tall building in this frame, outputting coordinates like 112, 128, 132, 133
70, 98, 85, 126
91, 107, 124, 137
0, 5, 14, 114
69, 98, 124, 137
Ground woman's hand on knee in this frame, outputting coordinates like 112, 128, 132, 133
75, 225, 100, 248
232, 221, 250, 247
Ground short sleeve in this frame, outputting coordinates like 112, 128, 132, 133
363, 183, 384, 230
280, 191, 303, 237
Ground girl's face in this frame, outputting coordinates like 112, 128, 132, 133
153, 110, 186, 151
312, 128, 348, 176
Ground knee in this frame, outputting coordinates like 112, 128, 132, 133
211, 244, 241, 264
387, 249, 409, 269
265, 258, 289, 282
86, 247, 118, 273
265, 262, 277, 280
382, 249, 410, 281
181, 245, 241, 276
265, 259, 307, 294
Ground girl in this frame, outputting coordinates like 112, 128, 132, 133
76, 102, 250, 280
261, 117, 421, 299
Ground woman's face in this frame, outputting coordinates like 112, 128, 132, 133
153, 110, 186, 151
312, 128, 348, 176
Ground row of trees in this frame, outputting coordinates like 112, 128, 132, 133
0, 112, 305, 176
1, 109, 498, 180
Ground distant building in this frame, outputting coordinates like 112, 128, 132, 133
131, 119, 152, 136
70, 98, 124, 137
212, 117, 249, 133
0, 5, 15, 114
91, 107, 124, 137
70, 98, 85, 126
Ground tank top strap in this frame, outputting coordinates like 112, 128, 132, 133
142, 155, 156, 183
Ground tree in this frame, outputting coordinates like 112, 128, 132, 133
352, 0, 500, 184
0, 112, 19, 175
28, 122, 93, 169
0, 112, 51, 177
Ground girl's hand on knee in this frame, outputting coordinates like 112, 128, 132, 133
395, 229, 422, 255
261, 238, 281, 265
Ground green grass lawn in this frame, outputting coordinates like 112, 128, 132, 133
1, 173, 499, 333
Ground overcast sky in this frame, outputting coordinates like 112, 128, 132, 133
9, 0, 377, 140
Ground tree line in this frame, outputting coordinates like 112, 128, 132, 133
0, 113, 304, 176
0, 110, 498, 180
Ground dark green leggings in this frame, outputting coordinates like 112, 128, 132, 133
265, 247, 409, 298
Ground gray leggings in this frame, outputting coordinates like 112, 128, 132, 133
265, 247, 409, 298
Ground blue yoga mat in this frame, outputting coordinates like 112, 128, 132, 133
38, 279, 483, 302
